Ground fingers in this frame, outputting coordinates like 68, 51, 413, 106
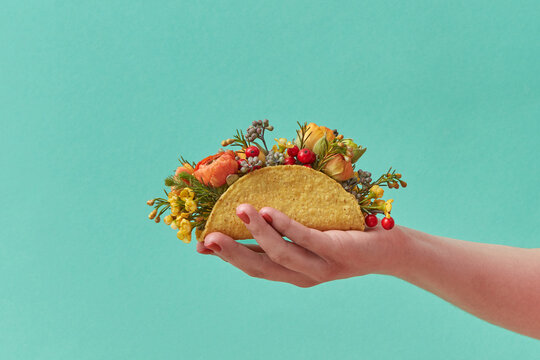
236, 204, 328, 275
196, 241, 214, 255
258, 206, 331, 256
203, 232, 316, 287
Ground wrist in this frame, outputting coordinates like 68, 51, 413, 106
372, 225, 417, 277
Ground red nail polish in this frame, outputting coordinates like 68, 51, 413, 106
206, 242, 222, 252
261, 213, 273, 224
237, 211, 250, 224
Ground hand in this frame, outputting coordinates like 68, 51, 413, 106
196, 204, 405, 287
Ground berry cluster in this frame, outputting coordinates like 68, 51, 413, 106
265, 149, 285, 166
246, 120, 273, 142
237, 146, 263, 173
365, 214, 394, 230
282, 145, 317, 167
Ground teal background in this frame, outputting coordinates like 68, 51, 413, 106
1, 0, 539, 358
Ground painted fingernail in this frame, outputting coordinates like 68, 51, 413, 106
237, 211, 250, 224
261, 213, 273, 224
206, 242, 222, 252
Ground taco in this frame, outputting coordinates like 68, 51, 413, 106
200, 165, 365, 240
147, 120, 407, 244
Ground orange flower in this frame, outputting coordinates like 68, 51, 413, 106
193, 151, 238, 187
175, 163, 194, 176
174, 163, 195, 185
322, 154, 354, 181
299, 123, 335, 150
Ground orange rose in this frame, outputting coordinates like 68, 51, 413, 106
174, 163, 195, 185
322, 154, 354, 181
193, 151, 239, 187
298, 123, 335, 150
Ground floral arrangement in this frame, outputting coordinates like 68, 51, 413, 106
147, 120, 407, 243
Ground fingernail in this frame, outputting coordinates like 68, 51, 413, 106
261, 213, 273, 224
237, 211, 250, 224
206, 242, 222, 252
199, 249, 214, 255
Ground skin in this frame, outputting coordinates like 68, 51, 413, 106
196, 204, 540, 340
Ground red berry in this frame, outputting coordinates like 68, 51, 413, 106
297, 148, 316, 164
245, 146, 259, 158
381, 217, 395, 230
284, 157, 296, 165
303, 164, 312, 168
287, 145, 299, 157
365, 214, 378, 227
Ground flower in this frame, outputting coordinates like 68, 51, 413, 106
177, 218, 192, 243
322, 154, 354, 181
179, 188, 194, 201
163, 215, 174, 225
370, 185, 384, 199
193, 150, 239, 187
170, 205, 180, 216
296, 123, 335, 150
274, 138, 294, 152
174, 163, 195, 185
341, 139, 366, 163
148, 209, 157, 220
184, 198, 197, 213
384, 199, 393, 218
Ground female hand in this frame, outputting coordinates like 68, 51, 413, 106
196, 203, 405, 287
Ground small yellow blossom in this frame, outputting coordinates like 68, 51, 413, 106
177, 218, 192, 243
178, 218, 191, 233
170, 221, 178, 230
274, 138, 294, 151
148, 209, 157, 220
170, 205, 180, 216
179, 188, 194, 201
177, 230, 191, 243
370, 185, 384, 199
175, 214, 189, 227
163, 215, 174, 225
373, 199, 385, 207
384, 199, 394, 218
184, 198, 197, 214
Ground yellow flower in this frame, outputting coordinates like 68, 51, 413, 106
170, 221, 178, 230
184, 198, 197, 214
148, 209, 157, 220
177, 218, 192, 243
178, 218, 191, 233
177, 230, 191, 243
170, 205, 180, 216
179, 188, 194, 201
373, 199, 385, 207
163, 215, 174, 225
370, 185, 384, 199
384, 199, 394, 218
175, 214, 189, 227
274, 138, 294, 152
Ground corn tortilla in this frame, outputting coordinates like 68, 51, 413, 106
199, 165, 365, 240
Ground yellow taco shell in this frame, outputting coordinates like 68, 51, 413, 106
199, 165, 365, 240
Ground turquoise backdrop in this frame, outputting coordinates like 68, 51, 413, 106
2, 1, 539, 358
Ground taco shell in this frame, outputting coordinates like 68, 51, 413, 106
200, 165, 365, 240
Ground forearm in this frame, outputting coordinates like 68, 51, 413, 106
388, 226, 540, 339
